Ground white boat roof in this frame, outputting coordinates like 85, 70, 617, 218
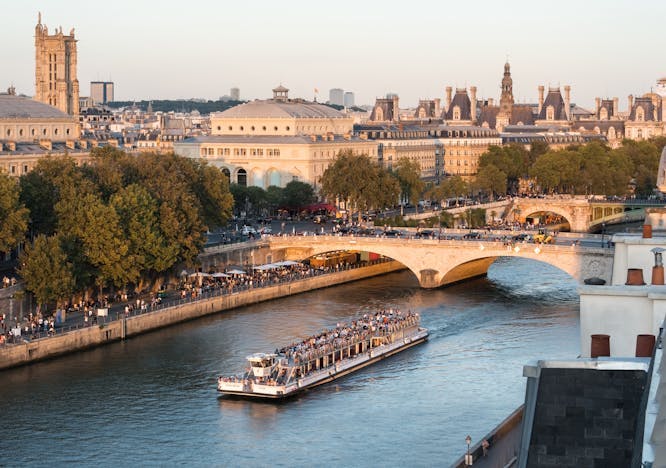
246, 353, 277, 362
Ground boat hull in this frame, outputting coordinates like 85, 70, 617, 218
218, 328, 428, 399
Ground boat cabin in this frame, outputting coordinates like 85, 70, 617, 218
246, 353, 278, 378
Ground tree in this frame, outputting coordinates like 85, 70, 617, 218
19, 234, 75, 308
474, 165, 507, 200
321, 150, 400, 222
393, 158, 424, 206
0, 172, 29, 253
282, 181, 316, 211
433, 175, 468, 204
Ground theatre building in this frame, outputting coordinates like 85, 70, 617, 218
174, 86, 376, 189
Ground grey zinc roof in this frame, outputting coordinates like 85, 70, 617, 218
0, 94, 71, 119
180, 135, 367, 145
215, 99, 346, 119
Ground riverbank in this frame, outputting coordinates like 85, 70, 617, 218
0, 260, 405, 371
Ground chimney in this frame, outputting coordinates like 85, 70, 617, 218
538, 86, 545, 114
445, 87, 453, 112
628, 94, 634, 113
392, 95, 399, 122
470, 86, 477, 122
595, 97, 601, 115
564, 85, 571, 121
612, 97, 619, 118
434, 98, 441, 116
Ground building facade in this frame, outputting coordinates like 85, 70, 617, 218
34, 13, 79, 115
174, 86, 376, 189
90, 81, 114, 105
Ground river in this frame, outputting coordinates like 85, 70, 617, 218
0, 257, 579, 467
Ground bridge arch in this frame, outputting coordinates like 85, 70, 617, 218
514, 205, 574, 231
267, 237, 613, 289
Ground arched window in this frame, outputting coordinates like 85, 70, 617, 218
599, 108, 608, 120
375, 107, 384, 121
237, 168, 247, 186
453, 106, 461, 120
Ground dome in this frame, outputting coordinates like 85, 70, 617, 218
0, 93, 71, 119
215, 99, 347, 119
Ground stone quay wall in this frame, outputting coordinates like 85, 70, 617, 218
0, 261, 404, 371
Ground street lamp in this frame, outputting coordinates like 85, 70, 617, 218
465, 435, 473, 466
601, 222, 606, 248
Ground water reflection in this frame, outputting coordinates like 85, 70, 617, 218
0, 257, 579, 465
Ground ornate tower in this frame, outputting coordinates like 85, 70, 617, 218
496, 61, 514, 130
34, 13, 79, 115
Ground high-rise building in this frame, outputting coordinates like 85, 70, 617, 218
34, 13, 79, 115
329, 88, 344, 106
230, 87, 240, 101
90, 81, 114, 104
343, 92, 355, 108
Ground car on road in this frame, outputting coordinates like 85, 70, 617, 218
463, 231, 482, 240
384, 229, 404, 238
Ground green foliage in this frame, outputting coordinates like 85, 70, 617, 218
282, 181, 316, 210
106, 99, 245, 114
321, 150, 400, 222
18, 234, 75, 307
17, 150, 234, 298
0, 172, 28, 253
392, 158, 424, 205
474, 165, 507, 200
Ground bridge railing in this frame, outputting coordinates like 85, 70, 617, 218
267, 234, 611, 255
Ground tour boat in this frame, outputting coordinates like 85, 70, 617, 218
217, 311, 428, 399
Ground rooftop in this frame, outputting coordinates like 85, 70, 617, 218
0, 94, 72, 119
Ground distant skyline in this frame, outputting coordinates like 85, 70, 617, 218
4, 0, 666, 109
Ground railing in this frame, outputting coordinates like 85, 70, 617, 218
1, 258, 393, 347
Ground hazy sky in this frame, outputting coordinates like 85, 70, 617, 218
4, 0, 666, 109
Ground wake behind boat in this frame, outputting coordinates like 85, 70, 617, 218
217, 310, 428, 399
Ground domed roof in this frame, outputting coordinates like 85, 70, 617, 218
0, 93, 71, 119
216, 99, 347, 119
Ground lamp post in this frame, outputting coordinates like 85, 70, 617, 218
601, 222, 606, 248
465, 435, 473, 466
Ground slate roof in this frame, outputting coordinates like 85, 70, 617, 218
215, 99, 346, 119
178, 135, 368, 145
477, 106, 498, 128
630, 97, 659, 121
537, 88, 568, 121
0, 94, 71, 119
510, 105, 536, 125
443, 89, 471, 120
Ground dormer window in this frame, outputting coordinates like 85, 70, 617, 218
453, 106, 461, 120
546, 105, 555, 121
600, 108, 608, 120
636, 107, 644, 122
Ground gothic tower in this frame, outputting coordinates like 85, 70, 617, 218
34, 13, 79, 115
496, 61, 514, 130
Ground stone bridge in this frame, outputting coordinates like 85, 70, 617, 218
441, 196, 663, 232
266, 235, 614, 289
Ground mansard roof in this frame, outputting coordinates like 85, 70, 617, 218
537, 88, 568, 121
477, 106, 498, 128
629, 97, 660, 121
510, 105, 536, 125
443, 89, 471, 120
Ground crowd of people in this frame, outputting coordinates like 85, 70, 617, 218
279, 309, 420, 371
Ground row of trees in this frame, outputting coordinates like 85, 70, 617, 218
473, 138, 666, 199
228, 181, 316, 218
2, 148, 233, 308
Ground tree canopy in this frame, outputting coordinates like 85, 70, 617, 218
16, 149, 234, 303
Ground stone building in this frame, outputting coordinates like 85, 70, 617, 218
369, 95, 400, 122
0, 89, 88, 176
34, 13, 79, 116
624, 90, 665, 140
174, 86, 376, 189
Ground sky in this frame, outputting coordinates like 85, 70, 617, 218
3, 0, 666, 109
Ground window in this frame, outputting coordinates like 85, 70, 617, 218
546, 106, 555, 121
23, 165, 28, 174
6, 129, 10, 137
19, 129, 23, 137
66, 128, 70, 135
54, 128, 59, 135
286, 126, 290, 131
42, 128, 47, 136
274, 126, 278, 131
262, 126, 266, 131
217, 126, 221, 131
251, 126, 255, 131
636, 107, 644, 122
31, 129, 36, 136
228, 126, 233, 131
240, 126, 244, 131
200, 148, 206, 156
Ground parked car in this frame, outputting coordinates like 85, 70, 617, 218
463, 231, 482, 240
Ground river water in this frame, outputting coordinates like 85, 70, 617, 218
0, 257, 579, 467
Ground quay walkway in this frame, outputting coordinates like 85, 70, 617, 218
0, 259, 404, 370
